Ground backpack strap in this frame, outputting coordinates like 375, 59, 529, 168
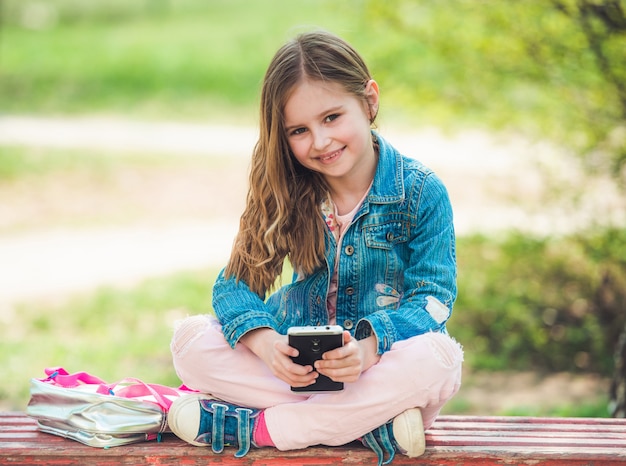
43, 367, 107, 387
41, 367, 194, 411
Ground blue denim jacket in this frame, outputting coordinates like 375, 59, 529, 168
213, 133, 457, 355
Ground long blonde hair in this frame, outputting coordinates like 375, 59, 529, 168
225, 31, 375, 297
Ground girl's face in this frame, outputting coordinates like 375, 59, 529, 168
283, 79, 379, 188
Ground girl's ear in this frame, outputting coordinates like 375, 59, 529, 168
365, 80, 380, 122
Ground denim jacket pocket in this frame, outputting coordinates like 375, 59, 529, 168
364, 220, 409, 250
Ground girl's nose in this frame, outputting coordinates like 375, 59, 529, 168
312, 128, 330, 151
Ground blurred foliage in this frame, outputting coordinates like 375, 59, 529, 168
2, 0, 625, 415
0, 0, 350, 120
2, 0, 624, 180
452, 228, 626, 375
360, 0, 626, 181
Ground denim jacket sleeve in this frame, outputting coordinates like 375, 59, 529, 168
212, 269, 279, 348
355, 169, 457, 354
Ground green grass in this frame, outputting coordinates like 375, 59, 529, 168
442, 392, 611, 418
500, 399, 611, 418
1, 0, 357, 118
1, 257, 294, 411
1, 268, 218, 411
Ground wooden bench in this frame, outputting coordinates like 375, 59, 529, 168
1, 412, 626, 465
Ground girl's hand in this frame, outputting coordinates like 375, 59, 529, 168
240, 328, 319, 388
314, 331, 380, 383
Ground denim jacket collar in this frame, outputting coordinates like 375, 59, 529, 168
368, 132, 405, 205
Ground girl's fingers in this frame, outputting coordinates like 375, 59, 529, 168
316, 364, 361, 383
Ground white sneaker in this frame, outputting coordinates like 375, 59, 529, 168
391, 408, 425, 457
168, 393, 260, 457
362, 408, 425, 465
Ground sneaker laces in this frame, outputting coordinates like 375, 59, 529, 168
362, 423, 396, 466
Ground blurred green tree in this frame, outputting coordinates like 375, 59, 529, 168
363, 0, 625, 182
611, 327, 626, 417
365, 0, 626, 417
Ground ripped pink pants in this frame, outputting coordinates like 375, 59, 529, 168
170, 314, 463, 451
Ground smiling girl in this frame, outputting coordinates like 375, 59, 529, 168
168, 30, 463, 465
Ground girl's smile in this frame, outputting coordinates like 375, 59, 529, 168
318, 147, 344, 164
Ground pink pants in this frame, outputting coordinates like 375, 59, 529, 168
171, 314, 463, 451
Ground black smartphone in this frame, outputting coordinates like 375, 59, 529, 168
288, 325, 344, 392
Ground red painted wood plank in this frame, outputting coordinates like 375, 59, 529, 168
444, 415, 624, 425
427, 428, 626, 439
434, 418, 626, 429
426, 436, 626, 449
431, 423, 626, 435
435, 419, 626, 427
2, 413, 626, 465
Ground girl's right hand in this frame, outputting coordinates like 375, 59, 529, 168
240, 328, 319, 388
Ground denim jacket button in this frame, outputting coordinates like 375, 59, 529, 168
344, 245, 354, 255
343, 319, 354, 330
386, 231, 394, 242
345, 286, 355, 295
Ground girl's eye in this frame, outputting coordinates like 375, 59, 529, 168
290, 127, 307, 136
325, 114, 340, 123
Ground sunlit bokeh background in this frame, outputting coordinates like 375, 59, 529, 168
1, 0, 625, 417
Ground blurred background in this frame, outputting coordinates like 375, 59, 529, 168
1, 0, 625, 417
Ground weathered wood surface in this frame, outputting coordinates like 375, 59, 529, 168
2, 412, 626, 465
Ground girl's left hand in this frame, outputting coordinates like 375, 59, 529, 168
314, 331, 380, 383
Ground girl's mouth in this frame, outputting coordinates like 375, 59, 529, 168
319, 148, 343, 163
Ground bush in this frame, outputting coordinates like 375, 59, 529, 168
451, 228, 626, 375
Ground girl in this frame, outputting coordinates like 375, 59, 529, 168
168, 30, 463, 465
